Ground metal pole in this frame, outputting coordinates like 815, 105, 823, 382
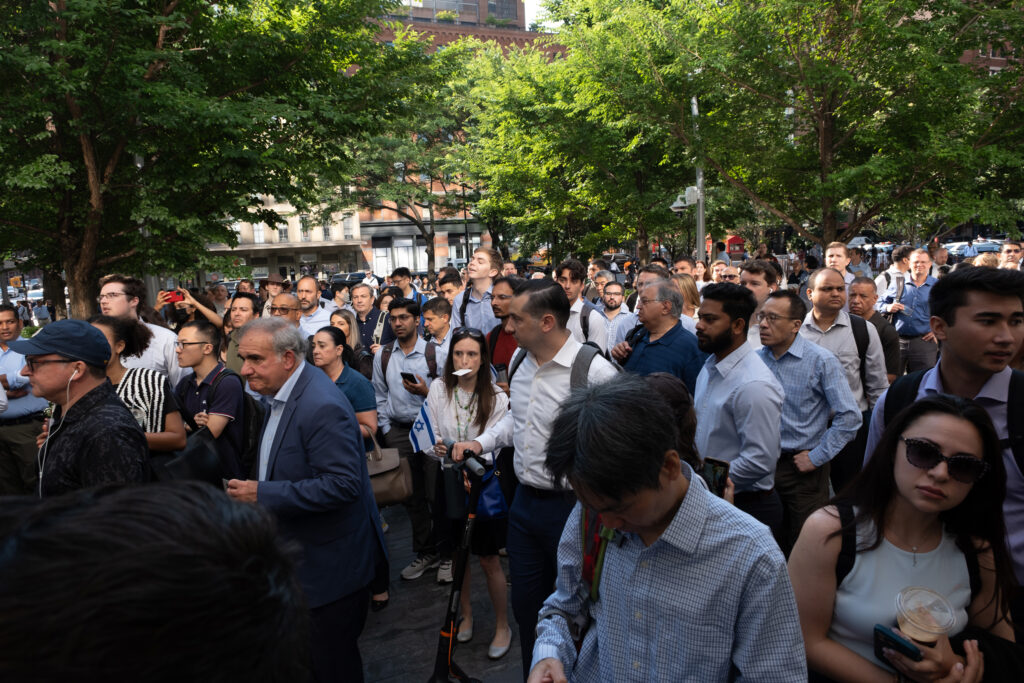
692, 96, 706, 263
463, 184, 470, 264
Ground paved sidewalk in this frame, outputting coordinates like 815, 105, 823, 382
361, 505, 524, 682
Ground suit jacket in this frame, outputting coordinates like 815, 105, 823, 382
256, 363, 386, 608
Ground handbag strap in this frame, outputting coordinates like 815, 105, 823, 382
366, 429, 384, 462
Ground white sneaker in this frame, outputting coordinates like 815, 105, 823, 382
436, 559, 454, 584
400, 553, 440, 581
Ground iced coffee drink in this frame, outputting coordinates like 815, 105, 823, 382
895, 586, 955, 645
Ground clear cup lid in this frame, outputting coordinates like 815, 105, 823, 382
895, 586, 956, 634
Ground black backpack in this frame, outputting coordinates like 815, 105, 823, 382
849, 313, 870, 393
206, 368, 266, 478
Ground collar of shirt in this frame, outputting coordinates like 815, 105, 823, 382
569, 298, 584, 314
764, 332, 808, 362
646, 462, 706, 554
270, 360, 305, 408
546, 334, 581, 369
644, 320, 682, 346
390, 336, 429, 359
923, 365, 1011, 405
704, 340, 755, 380
198, 362, 227, 387
56, 380, 117, 425
803, 309, 850, 334
466, 286, 492, 304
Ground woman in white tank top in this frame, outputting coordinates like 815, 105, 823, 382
788, 395, 1016, 682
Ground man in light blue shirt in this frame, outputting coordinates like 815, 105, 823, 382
372, 297, 441, 582
0, 304, 50, 494
878, 248, 938, 373
694, 283, 785, 539
757, 290, 861, 552
530, 375, 805, 683
295, 276, 332, 337
451, 247, 502, 334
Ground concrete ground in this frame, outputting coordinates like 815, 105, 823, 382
361, 505, 524, 683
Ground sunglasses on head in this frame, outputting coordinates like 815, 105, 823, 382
900, 437, 989, 484
453, 326, 485, 339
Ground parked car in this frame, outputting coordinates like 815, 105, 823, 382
330, 271, 369, 288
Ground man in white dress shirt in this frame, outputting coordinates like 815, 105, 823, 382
554, 259, 608, 353
98, 274, 186, 387
462, 279, 618, 676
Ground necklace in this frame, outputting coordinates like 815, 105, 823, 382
886, 527, 940, 567
453, 387, 477, 442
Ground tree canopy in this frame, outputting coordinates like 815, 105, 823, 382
1, 0, 423, 316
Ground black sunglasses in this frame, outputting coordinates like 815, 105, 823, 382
452, 326, 485, 339
900, 437, 989, 484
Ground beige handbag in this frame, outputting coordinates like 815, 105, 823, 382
366, 432, 413, 505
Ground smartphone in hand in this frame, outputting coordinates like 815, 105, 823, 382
400, 372, 418, 384
701, 458, 730, 497
873, 624, 923, 663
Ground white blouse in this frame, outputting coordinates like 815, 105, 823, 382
425, 378, 510, 464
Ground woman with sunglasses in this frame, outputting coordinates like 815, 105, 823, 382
428, 326, 512, 660
788, 395, 1015, 682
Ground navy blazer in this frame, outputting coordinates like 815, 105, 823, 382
257, 363, 386, 608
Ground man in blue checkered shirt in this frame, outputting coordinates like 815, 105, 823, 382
529, 375, 805, 682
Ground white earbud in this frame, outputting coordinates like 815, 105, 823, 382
70, 368, 78, 379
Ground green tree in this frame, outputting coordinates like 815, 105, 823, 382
549, 0, 1024, 246
0, 0, 420, 317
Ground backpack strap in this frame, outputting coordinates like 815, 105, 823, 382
425, 341, 437, 379
578, 301, 598, 341
508, 347, 527, 383
380, 343, 393, 384
882, 369, 928, 428
835, 502, 857, 587
570, 343, 601, 391
372, 310, 386, 345
1005, 369, 1024, 476
625, 323, 646, 347
849, 314, 869, 393
459, 289, 471, 327
579, 507, 615, 603
487, 324, 501, 361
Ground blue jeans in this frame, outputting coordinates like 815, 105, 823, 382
507, 485, 576, 680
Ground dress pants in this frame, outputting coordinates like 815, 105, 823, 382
310, 587, 370, 683
831, 411, 871, 495
898, 335, 938, 374
0, 420, 43, 495
384, 423, 435, 555
774, 454, 831, 555
733, 488, 784, 546
507, 485, 576, 680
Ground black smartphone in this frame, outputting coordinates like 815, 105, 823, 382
873, 624, 922, 663
400, 372, 419, 384
701, 458, 730, 497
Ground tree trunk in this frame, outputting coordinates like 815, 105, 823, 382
42, 270, 67, 321
63, 243, 97, 320
636, 222, 650, 266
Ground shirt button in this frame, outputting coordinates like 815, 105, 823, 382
635, 611, 642, 620
633, 661, 640, 670
640, 561, 649, 569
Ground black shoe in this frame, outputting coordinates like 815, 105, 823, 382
371, 597, 389, 612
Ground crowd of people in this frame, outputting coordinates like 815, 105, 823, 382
0, 240, 1023, 682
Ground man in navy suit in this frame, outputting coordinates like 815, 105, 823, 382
227, 317, 385, 682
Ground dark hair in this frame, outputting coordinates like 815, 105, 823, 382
602, 280, 624, 294
313, 325, 357, 368
700, 283, 757, 333
473, 247, 504, 273
230, 292, 260, 315
437, 273, 463, 289
0, 483, 307, 681
673, 256, 696, 268
805, 255, 820, 270
892, 245, 914, 263
555, 259, 586, 284
0, 304, 21, 323
807, 267, 846, 290
330, 281, 350, 296
546, 375, 678, 499
590, 258, 610, 271
438, 266, 461, 280
850, 275, 876, 289
643, 373, 699, 471
422, 296, 452, 317
834, 395, 1014, 628
180, 320, 223, 352
514, 279, 570, 329
442, 328, 496, 431
1000, 240, 1021, 252
375, 286, 402, 310
388, 297, 420, 318
492, 275, 524, 291
739, 259, 778, 287
638, 263, 672, 280
100, 273, 169, 328
930, 266, 1024, 326
88, 314, 154, 358
650, 256, 669, 267
390, 267, 412, 280
766, 289, 807, 320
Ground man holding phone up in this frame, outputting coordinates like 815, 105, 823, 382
756, 290, 861, 553
372, 297, 441, 582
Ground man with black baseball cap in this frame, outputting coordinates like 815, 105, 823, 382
11, 320, 148, 497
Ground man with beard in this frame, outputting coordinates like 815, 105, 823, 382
352, 283, 396, 354
590, 270, 614, 312
800, 268, 887, 493
487, 276, 521, 373
694, 283, 785, 538
224, 292, 261, 373
295, 276, 331, 337
600, 280, 626, 337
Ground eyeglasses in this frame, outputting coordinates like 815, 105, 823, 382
755, 312, 798, 324
453, 326, 484, 339
638, 298, 663, 306
25, 358, 73, 372
900, 437, 989, 484
493, 294, 514, 301
174, 341, 209, 349
96, 292, 128, 302
721, 274, 740, 281
268, 306, 298, 314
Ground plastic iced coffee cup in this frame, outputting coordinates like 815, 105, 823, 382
895, 586, 955, 645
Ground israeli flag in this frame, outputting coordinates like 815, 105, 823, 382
408, 403, 437, 455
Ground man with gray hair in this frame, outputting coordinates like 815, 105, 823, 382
612, 281, 705, 395
228, 317, 384, 683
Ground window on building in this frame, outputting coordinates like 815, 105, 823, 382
343, 215, 353, 239
278, 225, 289, 242
253, 222, 265, 244
300, 215, 311, 242
322, 219, 332, 241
